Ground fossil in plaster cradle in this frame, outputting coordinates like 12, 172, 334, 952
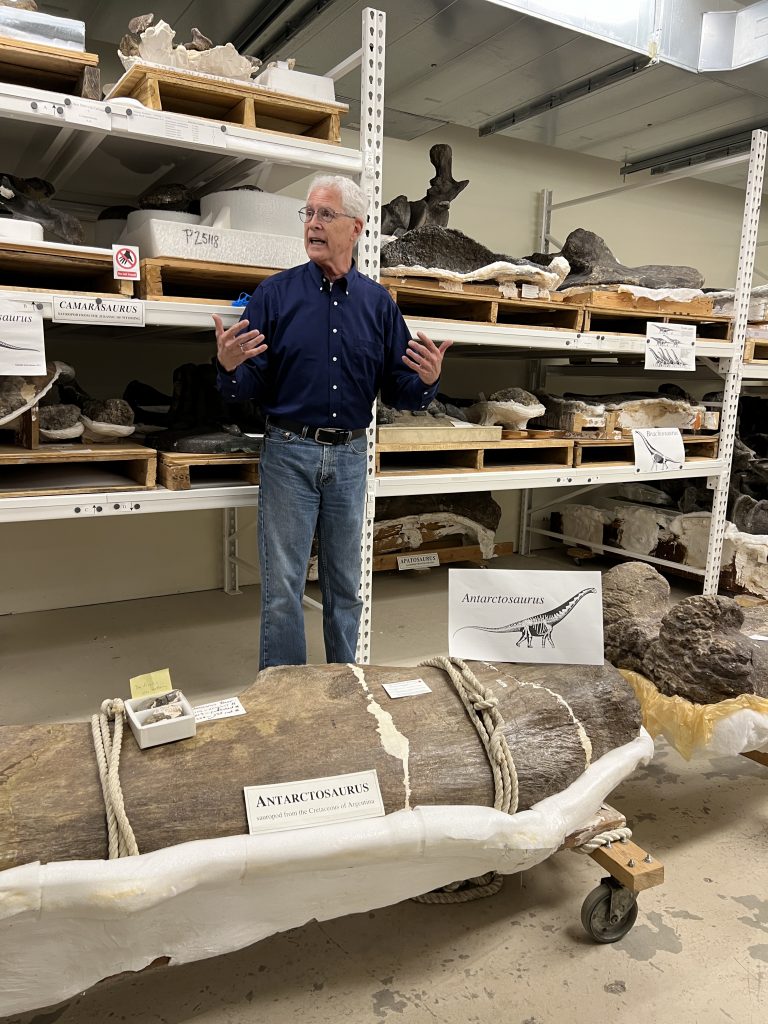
373, 492, 502, 561
0, 174, 84, 245
534, 387, 710, 434
529, 228, 705, 290
118, 13, 261, 80
465, 388, 546, 430
602, 561, 768, 703
381, 144, 469, 237
0, 659, 642, 870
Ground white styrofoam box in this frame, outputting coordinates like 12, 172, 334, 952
255, 65, 336, 104
0, 8, 85, 51
122, 217, 306, 268
125, 691, 196, 750
126, 210, 201, 233
200, 190, 304, 236
0, 220, 43, 243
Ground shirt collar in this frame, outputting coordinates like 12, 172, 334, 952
306, 259, 358, 296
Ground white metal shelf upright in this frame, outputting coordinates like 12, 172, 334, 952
519, 130, 766, 593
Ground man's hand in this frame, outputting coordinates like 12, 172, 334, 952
213, 313, 267, 373
402, 330, 453, 385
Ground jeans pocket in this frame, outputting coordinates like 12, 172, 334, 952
266, 426, 298, 445
349, 434, 369, 456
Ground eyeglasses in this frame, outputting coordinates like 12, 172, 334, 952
298, 206, 356, 224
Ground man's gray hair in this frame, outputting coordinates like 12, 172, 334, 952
307, 175, 367, 221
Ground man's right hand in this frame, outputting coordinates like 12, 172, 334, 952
213, 313, 267, 373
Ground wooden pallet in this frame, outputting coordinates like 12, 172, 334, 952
375, 438, 574, 475
106, 63, 347, 143
559, 288, 715, 317
581, 304, 732, 341
0, 242, 133, 297
0, 35, 100, 98
139, 258, 277, 303
0, 442, 156, 497
572, 434, 719, 468
373, 540, 516, 571
744, 337, 768, 363
382, 277, 582, 330
157, 451, 260, 490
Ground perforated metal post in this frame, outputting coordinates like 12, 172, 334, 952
704, 129, 767, 594
223, 508, 241, 595
355, 7, 385, 663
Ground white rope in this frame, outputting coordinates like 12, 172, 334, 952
575, 826, 633, 854
413, 656, 519, 904
90, 698, 140, 859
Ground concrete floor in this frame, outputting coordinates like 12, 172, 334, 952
2, 556, 767, 1023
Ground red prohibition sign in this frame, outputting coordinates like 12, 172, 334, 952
115, 247, 137, 269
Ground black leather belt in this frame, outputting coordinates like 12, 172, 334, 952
268, 416, 367, 445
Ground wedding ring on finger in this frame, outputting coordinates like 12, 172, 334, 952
239, 342, 246, 352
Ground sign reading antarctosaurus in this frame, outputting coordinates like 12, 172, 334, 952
449, 569, 604, 666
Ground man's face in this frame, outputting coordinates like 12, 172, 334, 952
303, 185, 363, 270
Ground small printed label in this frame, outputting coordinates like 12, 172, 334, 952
382, 678, 432, 698
53, 296, 145, 326
749, 634, 768, 642
397, 552, 440, 570
112, 244, 140, 281
193, 697, 246, 722
129, 668, 173, 700
645, 322, 696, 371
65, 103, 110, 131
244, 770, 385, 835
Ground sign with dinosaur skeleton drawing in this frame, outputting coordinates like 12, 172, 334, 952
632, 427, 685, 473
448, 569, 603, 665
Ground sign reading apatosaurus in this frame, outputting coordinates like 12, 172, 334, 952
449, 569, 604, 666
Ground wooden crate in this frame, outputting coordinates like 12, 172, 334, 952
158, 451, 260, 490
573, 435, 719, 468
382, 276, 582, 330
744, 337, 768, 363
0, 442, 156, 497
0, 242, 133, 297
373, 540, 516, 571
106, 63, 347, 143
581, 304, 732, 341
375, 438, 574, 475
559, 288, 715, 317
139, 258, 277, 303
0, 35, 100, 98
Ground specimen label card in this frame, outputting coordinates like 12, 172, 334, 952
0, 300, 45, 375
645, 322, 696, 371
397, 551, 440, 570
382, 678, 432, 698
193, 697, 246, 722
632, 428, 686, 473
448, 568, 603, 666
244, 770, 385, 835
53, 296, 145, 326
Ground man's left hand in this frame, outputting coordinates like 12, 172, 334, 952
402, 330, 453, 385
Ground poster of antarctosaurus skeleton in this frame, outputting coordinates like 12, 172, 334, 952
449, 569, 604, 666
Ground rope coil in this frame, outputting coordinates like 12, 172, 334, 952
574, 826, 633, 854
90, 698, 139, 859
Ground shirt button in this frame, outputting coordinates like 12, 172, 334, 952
332, 328, 338, 334
333, 385, 338, 390
333, 301, 338, 306
332, 356, 337, 362
332, 413, 337, 418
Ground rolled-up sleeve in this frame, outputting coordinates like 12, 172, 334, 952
215, 288, 271, 402
380, 301, 440, 411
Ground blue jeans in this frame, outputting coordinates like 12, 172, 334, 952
258, 425, 368, 668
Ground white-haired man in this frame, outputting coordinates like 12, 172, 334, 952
214, 174, 452, 668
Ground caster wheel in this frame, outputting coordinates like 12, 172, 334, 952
581, 882, 638, 943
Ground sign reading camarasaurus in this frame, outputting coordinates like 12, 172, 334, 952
449, 568, 604, 666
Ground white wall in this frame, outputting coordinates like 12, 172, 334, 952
0, 122, 749, 614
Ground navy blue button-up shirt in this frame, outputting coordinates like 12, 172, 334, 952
216, 260, 439, 429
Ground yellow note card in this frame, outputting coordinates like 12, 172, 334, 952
129, 668, 173, 700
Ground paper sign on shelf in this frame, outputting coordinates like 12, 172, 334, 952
116, 106, 222, 147
632, 427, 685, 473
53, 296, 145, 327
645, 322, 696, 371
0, 299, 45, 375
244, 770, 385, 835
382, 678, 432, 698
112, 244, 140, 281
448, 568, 604, 666
193, 697, 246, 722
64, 102, 110, 131
129, 668, 174, 700
397, 552, 440, 570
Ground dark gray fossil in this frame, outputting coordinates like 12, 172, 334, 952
83, 399, 134, 427
0, 174, 84, 245
529, 228, 704, 290
381, 225, 518, 275
39, 404, 80, 431
603, 561, 768, 702
139, 184, 198, 213
376, 492, 502, 534
381, 144, 469, 237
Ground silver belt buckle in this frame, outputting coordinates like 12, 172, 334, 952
314, 427, 339, 445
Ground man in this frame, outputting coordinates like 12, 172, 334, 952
213, 174, 451, 668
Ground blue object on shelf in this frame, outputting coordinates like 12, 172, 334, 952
232, 292, 251, 307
